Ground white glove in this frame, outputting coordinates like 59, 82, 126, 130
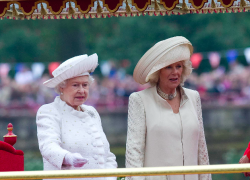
63, 153, 88, 167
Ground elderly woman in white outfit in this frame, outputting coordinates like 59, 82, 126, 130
125, 36, 212, 180
36, 53, 117, 180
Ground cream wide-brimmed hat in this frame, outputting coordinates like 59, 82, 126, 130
133, 36, 193, 85
43, 53, 98, 88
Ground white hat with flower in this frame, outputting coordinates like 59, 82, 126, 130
43, 53, 98, 88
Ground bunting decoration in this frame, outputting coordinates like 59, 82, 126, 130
226, 49, 238, 64
0, 47, 250, 79
31, 63, 45, 80
208, 52, 221, 68
0, 0, 250, 20
191, 53, 203, 69
1, 46, 250, 76
48, 62, 60, 76
0, 64, 10, 78
15, 63, 25, 73
244, 48, 250, 64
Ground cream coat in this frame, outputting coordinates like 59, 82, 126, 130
126, 86, 211, 180
36, 96, 117, 180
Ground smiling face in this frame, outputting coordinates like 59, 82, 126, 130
158, 61, 183, 92
60, 76, 90, 109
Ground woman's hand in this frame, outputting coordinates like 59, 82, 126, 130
239, 155, 250, 164
63, 153, 88, 167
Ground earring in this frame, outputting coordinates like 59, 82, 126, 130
61, 92, 63, 95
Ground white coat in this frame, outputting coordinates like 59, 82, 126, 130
125, 86, 212, 180
36, 96, 117, 180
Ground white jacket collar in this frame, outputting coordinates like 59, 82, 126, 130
54, 96, 91, 119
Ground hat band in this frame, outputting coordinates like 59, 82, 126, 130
74, 72, 90, 78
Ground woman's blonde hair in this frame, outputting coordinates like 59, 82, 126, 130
54, 75, 94, 94
148, 60, 193, 86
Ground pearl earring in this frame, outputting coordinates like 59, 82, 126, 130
61, 92, 63, 95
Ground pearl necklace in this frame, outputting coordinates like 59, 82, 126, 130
157, 86, 177, 100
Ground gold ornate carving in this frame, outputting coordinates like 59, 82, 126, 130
74, 0, 95, 14
0, 2, 9, 17
160, 0, 179, 11
18, 1, 36, 15
12, 3, 19, 17
154, 0, 161, 11
46, 0, 66, 15
126, 0, 132, 13
101, 0, 123, 13
41, 4, 47, 15
240, 0, 246, 7
211, 0, 217, 8
189, 0, 208, 9
182, 0, 189, 11
68, 2, 76, 15
217, 0, 236, 8
132, 0, 151, 11
97, 1, 103, 14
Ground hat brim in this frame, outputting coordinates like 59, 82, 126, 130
43, 53, 98, 88
133, 36, 193, 85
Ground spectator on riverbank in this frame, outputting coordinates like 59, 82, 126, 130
1, 61, 250, 114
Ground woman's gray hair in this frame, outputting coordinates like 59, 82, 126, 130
148, 60, 193, 87
54, 75, 94, 94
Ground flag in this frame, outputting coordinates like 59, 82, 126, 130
48, 62, 60, 76
32, 63, 45, 79
0, 63, 10, 78
208, 52, 221, 68
226, 49, 238, 64
190, 53, 203, 69
244, 47, 250, 64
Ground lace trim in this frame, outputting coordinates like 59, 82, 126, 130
196, 92, 212, 180
125, 93, 146, 180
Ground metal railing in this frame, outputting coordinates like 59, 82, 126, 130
1, 164, 250, 179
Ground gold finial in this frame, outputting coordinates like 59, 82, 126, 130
182, 0, 189, 11
211, 0, 217, 8
12, 4, 19, 17
154, 0, 161, 11
97, 1, 103, 14
240, 0, 247, 7
126, 0, 132, 13
3, 123, 17, 146
68, 2, 76, 15
41, 3, 48, 16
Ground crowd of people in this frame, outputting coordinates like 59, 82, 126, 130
0, 61, 250, 115
185, 62, 250, 106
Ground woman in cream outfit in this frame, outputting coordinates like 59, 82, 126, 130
125, 36, 212, 180
36, 54, 117, 180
